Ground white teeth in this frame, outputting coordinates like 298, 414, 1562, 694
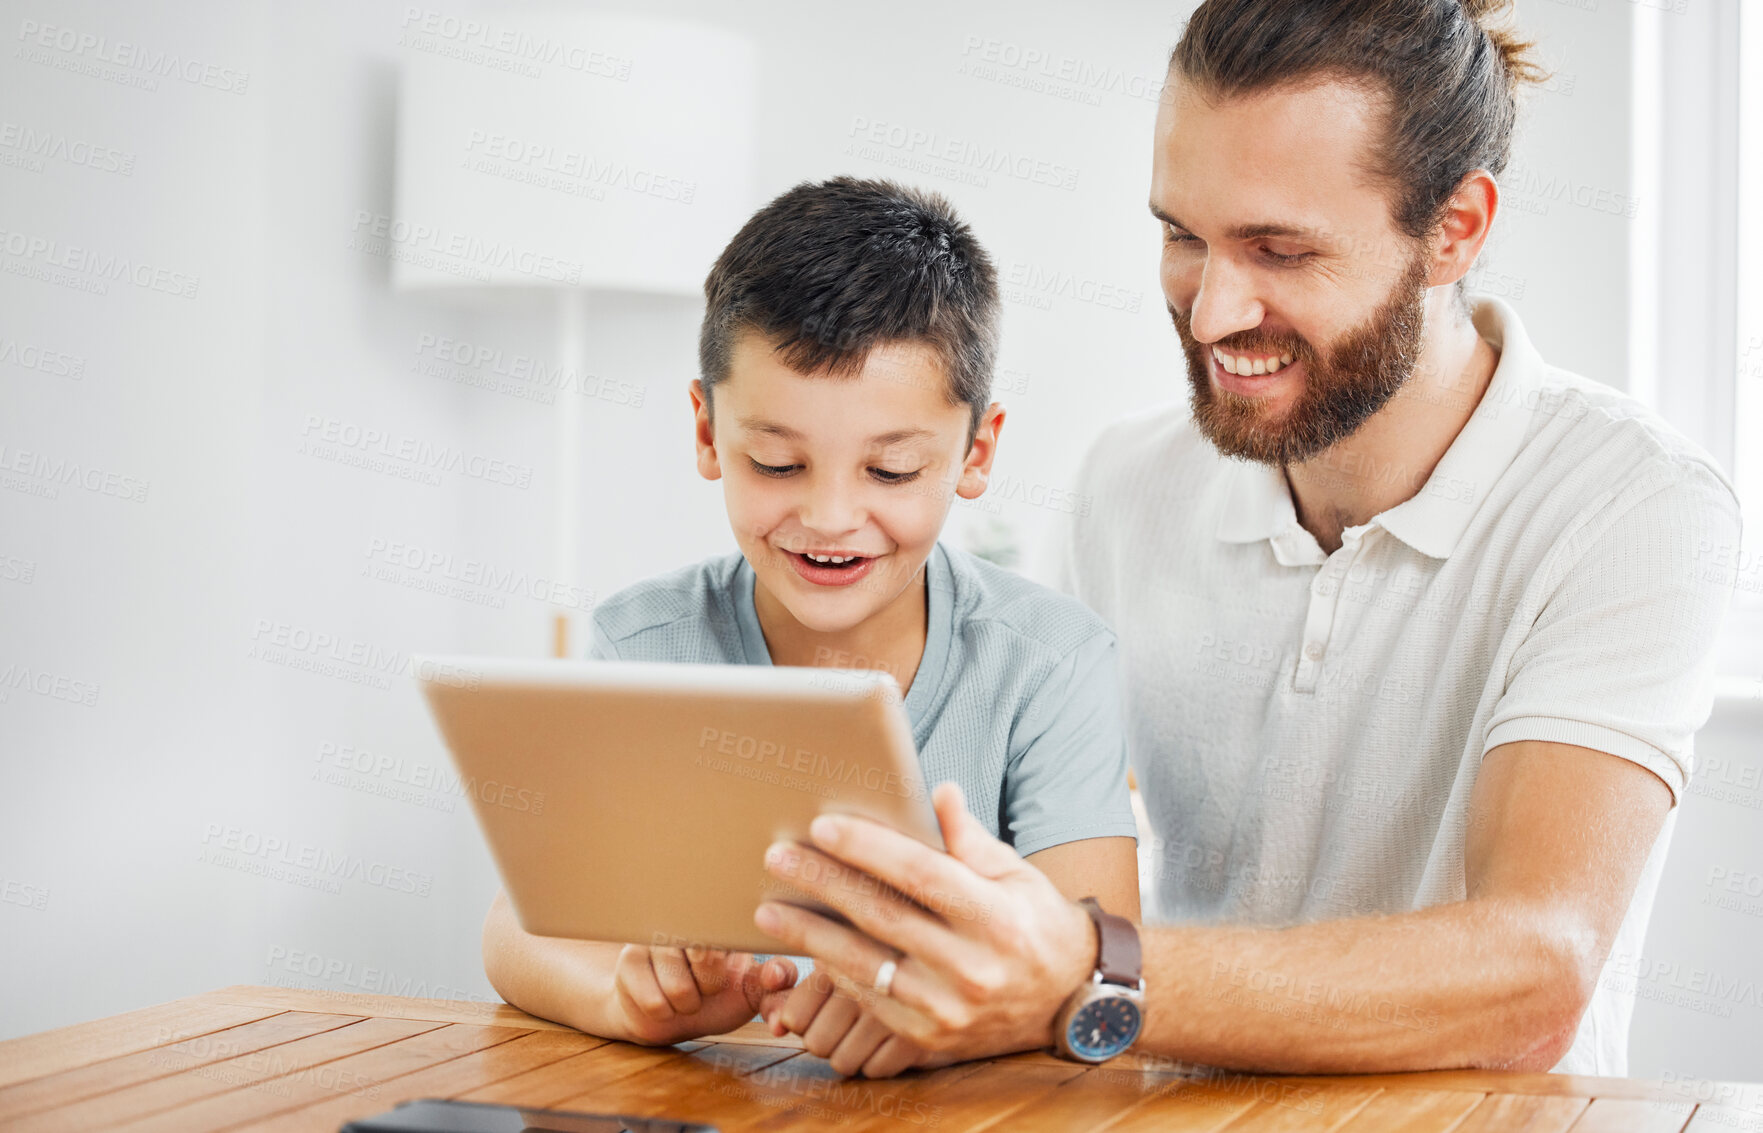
1212, 345, 1295, 377
805, 553, 855, 563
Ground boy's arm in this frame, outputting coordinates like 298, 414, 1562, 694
999, 630, 1142, 879
482, 889, 788, 1044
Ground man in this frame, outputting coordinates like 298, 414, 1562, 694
752, 0, 1741, 1076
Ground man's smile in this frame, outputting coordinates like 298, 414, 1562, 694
1209, 343, 1304, 398
1211, 344, 1296, 376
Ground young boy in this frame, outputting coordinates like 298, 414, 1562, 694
481, 177, 1139, 1078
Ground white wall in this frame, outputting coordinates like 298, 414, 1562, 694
3, 0, 1755, 1084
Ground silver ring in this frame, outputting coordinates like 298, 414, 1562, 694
872, 958, 898, 997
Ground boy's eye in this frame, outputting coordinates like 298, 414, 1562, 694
1163, 223, 1199, 246
869, 467, 922, 484
748, 458, 799, 477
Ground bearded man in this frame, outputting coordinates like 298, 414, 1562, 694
753, 0, 1742, 1075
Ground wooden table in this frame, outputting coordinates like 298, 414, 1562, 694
1, 986, 1758, 1131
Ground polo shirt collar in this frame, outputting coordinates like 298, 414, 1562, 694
1377, 295, 1542, 559
1217, 458, 1296, 543
1213, 294, 1544, 562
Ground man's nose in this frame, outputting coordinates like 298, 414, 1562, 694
1188, 255, 1266, 345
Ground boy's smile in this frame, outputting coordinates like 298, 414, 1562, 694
786, 549, 877, 588
691, 330, 1003, 670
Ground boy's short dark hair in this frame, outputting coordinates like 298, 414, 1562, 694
698, 176, 999, 440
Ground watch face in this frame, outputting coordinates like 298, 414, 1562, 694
1064, 994, 1143, 1061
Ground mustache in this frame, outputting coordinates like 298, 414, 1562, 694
1166, 303, 1308, 361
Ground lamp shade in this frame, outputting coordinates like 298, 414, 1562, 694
392, 11, 757, 295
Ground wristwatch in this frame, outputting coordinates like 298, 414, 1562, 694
1051, 897, 1145, 1063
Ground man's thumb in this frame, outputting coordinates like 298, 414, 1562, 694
933, 781, 1023, 879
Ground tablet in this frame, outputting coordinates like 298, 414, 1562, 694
414, 655, 943, 953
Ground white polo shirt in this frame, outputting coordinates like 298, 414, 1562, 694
1055, 294, 1741, 1075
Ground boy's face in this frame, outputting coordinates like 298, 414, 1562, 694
691, 331, 1003, 636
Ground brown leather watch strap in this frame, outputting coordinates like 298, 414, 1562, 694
1078, 897, 1142, 987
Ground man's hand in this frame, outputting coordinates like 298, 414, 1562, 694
753, 782, 1097, 1059
611, 945, 796, 1046
761, 966, 925, 1077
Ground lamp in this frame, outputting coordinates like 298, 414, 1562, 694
393, 9, 757, 655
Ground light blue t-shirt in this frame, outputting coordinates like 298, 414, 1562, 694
587, 541, 1138, 858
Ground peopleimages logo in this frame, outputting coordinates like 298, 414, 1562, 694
14, 19, 251, 93
0, 229, 200, 298
0, 442, 150, 503
198, 824, 434, 897
363, 537, 595, 611
397, 7, 634, 81
315, 740, 546, 815
350, 211, 583, 285
299, 414, 534, 489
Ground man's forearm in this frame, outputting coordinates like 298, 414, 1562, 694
1136, 898, 1592, 1073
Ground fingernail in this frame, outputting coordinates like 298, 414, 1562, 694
765, 842, 796, 870
755, 902, 781, 932
810, 815, 840, 845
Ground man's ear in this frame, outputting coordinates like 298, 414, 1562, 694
955, 402, 1006, 500
690, 380, 722, 482
1429, 168, 1497, 289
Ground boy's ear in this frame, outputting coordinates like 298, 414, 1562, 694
954, 402, 1006, 500
689, 380, 722, 481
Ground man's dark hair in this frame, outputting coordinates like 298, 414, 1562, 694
1170, 0, 1549, 306
698, 176, 999, 440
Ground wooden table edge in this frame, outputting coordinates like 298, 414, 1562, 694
17, 985, 1755, 1114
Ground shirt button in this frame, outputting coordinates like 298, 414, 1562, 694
1304, 641, 1325, 662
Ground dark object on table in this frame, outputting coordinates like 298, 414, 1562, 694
339, 1097, 719, 1133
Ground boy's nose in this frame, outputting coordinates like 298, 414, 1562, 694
797, 476, 865, 538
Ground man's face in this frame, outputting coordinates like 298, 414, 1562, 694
693, 332, 995, 635
1151, 73, 1435, 465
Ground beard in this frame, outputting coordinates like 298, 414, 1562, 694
1172, 248, 1432, 466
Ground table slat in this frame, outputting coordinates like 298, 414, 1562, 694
197, 984, 571, 1031
0, 1000, 281, 1090
0, 1010, 362, 1121
118, 1022, 529, 1133
586, 1051, 985, 1133
837, 1060, 1083, 1133
982, 1066, 1223, 1132
1454, 1093, 1592, 1132
1334, 1088, 1486, 1131
216, 1028, 609, 1133
543, 1043, 816, 1132
1209, 1083, 1382, 1131
5, 1016, 439, 1132
1094, 1079, 1267, 1133
455, 1037, 713, 1109
1568, 1097, 1698, 1133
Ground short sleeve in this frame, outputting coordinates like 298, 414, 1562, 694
1483, 461, 1742, 804
1002, 630, 1140, 857
586, 614, 621, 661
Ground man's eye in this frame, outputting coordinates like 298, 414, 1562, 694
1263, 246, 1312, 265
869, 467, 922, 484
748, 458, 799, 477
1163, 225, 1199, 245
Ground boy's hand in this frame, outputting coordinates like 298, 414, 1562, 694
611, 945, 796, 1046
760, 967, 927, 1078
